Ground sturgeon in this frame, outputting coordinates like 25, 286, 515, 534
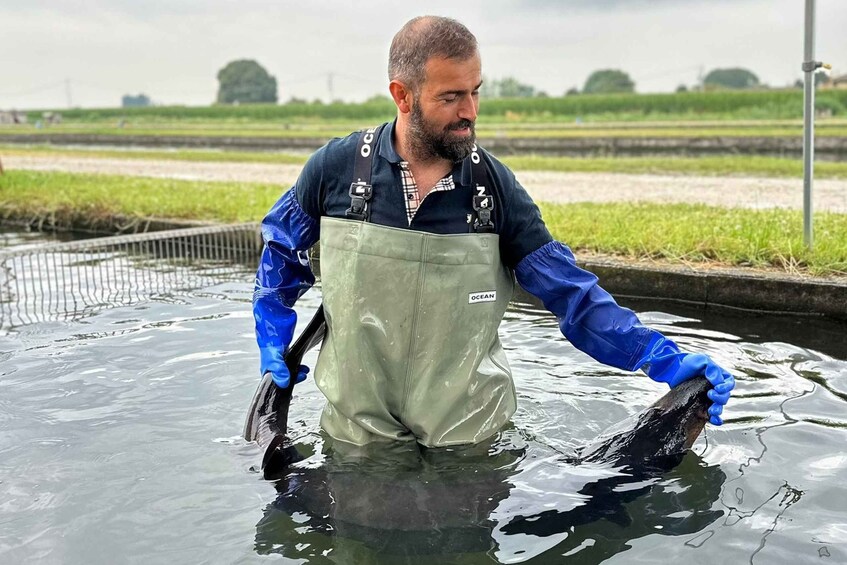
243, 305, 326, 479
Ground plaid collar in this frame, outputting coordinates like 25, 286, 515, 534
397, 161, 456, 225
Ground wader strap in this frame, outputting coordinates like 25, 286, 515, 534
346, 125, 385, 222
469, 144, 495, 234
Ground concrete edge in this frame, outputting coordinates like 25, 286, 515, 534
580, 255, 847, 321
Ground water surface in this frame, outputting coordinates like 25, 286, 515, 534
1, 229, 845, 564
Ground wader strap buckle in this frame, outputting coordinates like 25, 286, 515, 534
346, 182, 373, 221
346, 124, 385, 222
468, 144, 496, 233
472, 192, 495, 233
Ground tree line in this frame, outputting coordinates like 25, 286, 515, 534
122, 59, 826, 108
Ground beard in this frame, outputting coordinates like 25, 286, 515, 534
408, 102, 476, 163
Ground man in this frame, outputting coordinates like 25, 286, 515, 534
253, 15, 734, 448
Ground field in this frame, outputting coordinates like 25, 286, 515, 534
3, 88, 846, 141
20, 88, 847, 123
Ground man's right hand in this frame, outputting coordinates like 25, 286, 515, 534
267, 365, 310, 389
260, 346, 309, 388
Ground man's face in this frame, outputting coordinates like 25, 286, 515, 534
408, 53, 481, 162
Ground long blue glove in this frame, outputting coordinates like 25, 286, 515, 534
515, 241, 659, 371
638, 334, 735, 425
516, 241, 734, 425
254, 189, 319, 387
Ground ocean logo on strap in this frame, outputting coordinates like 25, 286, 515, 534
469, 290, 496, 304
360, 127, 376, 158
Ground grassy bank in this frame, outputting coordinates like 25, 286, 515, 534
5, 145, 847, 179
2, 170, 845, 276
0, 170, 286, 225
539, 202, 847, 276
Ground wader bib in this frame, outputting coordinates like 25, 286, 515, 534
315, 126, 516, 447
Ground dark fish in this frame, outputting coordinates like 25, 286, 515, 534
575, 375, 711, 467
242, 305, 326, 479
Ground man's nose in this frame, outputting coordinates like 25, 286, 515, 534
458, 93, 478, 121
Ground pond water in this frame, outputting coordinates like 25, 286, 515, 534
1, 228, 846, 564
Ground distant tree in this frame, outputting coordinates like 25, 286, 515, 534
480, 76, 537, 98
675, 84, 688, 93
535, 91, 549, 98
364, 94, 392, 104
216, 59, 277, 104
499, 77, 535, 97
122, 93, 151, 107
583, 69, 635, 94
703, 68, 759, 90
565, 87, 580, 96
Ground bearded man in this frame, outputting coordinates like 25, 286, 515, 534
253, 15, 734, 448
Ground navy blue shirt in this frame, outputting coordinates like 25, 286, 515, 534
257, 119, 666, 379
294, 120, 553, 268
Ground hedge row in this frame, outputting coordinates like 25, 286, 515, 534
32, 89, 847, 122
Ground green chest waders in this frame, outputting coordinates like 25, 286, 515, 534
317, 218, 515, 447
314, 127, 516, 447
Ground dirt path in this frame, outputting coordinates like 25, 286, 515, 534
5, 154, 847, 213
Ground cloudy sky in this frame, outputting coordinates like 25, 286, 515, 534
1, 0, 845, 109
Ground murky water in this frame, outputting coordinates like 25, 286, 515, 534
1, 228, 846, 564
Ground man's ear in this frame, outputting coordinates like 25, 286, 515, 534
389, 80, 413, 114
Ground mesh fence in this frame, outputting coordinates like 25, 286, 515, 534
0, 224, 262, 331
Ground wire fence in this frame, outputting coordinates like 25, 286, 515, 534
0, 223, 262, 331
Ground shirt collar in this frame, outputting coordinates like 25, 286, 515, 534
377, 119, 403, 163
378, 118, 473, 187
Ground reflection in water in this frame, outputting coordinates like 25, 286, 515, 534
254, 431, 726, 563
256, 434, 522, 560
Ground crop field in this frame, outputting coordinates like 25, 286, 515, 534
19, 88, 847, 122
3, 88, 845, 141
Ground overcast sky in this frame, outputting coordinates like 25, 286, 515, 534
1, 0, 845, 110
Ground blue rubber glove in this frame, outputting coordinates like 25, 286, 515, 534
640, 336, 735, 426
260, 346, 310, 388
270, 365, 309, 389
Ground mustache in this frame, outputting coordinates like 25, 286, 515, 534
447, 119, 475, 131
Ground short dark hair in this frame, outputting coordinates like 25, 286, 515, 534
388, 16, 479, 92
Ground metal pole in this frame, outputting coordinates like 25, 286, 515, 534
802, 0, 816, 249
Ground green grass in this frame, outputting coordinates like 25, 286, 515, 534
5, 144, 847, 179
0, 170, 290, 225
2, 170, 845, 276
539, 202, 847, 276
